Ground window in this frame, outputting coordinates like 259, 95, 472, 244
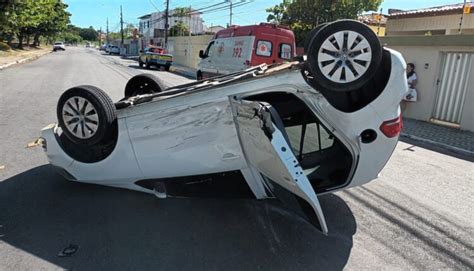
205, 41, 215, 58
279, 43, 292, 60
256, 40, 272, 57
285, 122, 334, 156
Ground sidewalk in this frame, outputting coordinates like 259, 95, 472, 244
0, 47, 51, 70
121, 56, 196, 79
401, 118, 474, 157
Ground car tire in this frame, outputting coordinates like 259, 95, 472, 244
124, 73, 166, 98
304, 23, 328, 54
164, 65, 170, 72
145, 61, 151, 69
306, 20, 382, 92
139, 59, 144, 67
57, 85, 117, 146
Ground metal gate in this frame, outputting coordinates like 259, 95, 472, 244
432, 52, 473, 124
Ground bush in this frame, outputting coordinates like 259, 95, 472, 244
0, 41, 12, 51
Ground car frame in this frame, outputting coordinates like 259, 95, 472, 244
138, 46, 173, 71
40, 20, 407, 234
53, 42, 66, 51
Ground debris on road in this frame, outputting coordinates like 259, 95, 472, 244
25, 138, 43, 148
58, 244, 79, 257
0, 164, 5, 170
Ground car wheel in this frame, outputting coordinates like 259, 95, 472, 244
139, 59, 144, 67
304, 23, 328, 54
164, 65, 170, 72
306, 20, 382, 92
57, 85, 117, 145
124, 73, 166, 98
145, 61, 151, 69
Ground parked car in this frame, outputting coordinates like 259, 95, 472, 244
138, 46, 173, 71
197, 23, 296, 80
40, 20, 407, 234
108, 45, 120, 55
85, 42, 91, 48
53, 42, 66, 51
104, 44, 113, 53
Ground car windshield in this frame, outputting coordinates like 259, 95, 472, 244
149, 48, 165, 53
54, 42, 63, 45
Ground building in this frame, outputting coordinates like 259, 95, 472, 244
380, 3, 474, 131
207, 25, 226, 34
386, 3, 474, 36
358, 13, 387, 36
138, 9, 205, 48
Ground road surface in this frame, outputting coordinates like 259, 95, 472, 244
0, 47, 473, 270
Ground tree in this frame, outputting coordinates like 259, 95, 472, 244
78, 26, 98, 41
0, 0, 70, 48
266, 0, 382, 45
169, 22, 189, 37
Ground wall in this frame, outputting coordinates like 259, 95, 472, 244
380, 35, 474, 131
386, 13, 474, 35
167, 35, 213, 69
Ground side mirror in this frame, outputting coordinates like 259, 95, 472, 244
199, 50, 205, 58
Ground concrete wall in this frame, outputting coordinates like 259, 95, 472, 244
167, 35, 213, 69
386, 13, 474, 36
380, 35, 474, 131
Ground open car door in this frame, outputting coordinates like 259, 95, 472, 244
231, 99, 328, 234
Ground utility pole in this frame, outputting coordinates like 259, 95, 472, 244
164, 0, 169, 49
120, 5, 124, 46
459, 0, 470, 34
377, 8, 383, 36
229, 0, 233, 27
189, 5, 192, 37
99, 27, 102, 47
106, 18, 109, 44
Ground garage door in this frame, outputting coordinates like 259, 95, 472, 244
432, 52, 473, 124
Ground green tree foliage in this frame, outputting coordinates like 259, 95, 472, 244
78, 26, 98, 41
266, 0, 382, 45
0, 0, 71, 48
169, 22, 189, 37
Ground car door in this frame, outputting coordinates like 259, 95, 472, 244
231, 99, 328, 234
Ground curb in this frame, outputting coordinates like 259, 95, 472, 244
0, 51, 51, 70
169, 67, 196, 80
400, 133, 474, 157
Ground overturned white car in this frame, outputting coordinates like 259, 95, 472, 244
41, 21, 407, 234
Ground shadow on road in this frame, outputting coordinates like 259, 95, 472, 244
0, 165, 356, 270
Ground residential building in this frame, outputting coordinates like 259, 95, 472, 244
207, 25, 226, 34
386, 3, 474, 36
138, 9, 205, 48
358, 13, 387, 36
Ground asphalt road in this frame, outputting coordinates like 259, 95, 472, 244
0, 47, 473, 270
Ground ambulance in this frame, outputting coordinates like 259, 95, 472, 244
197, 23, 296, 80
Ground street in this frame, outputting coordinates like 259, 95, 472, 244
0, 48, 473, 270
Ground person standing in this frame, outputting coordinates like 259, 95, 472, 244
401, 63, 418, 112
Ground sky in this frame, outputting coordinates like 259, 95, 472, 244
64, 0, 465, 32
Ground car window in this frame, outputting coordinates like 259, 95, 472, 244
256, 40, 272, 57
280, 43, 292, 60
285, 122, 334, 155
205, 41, 215, 58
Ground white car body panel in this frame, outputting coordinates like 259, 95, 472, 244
198, 36, 255, 75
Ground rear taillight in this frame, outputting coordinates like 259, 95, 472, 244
379, 115, 403, 138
